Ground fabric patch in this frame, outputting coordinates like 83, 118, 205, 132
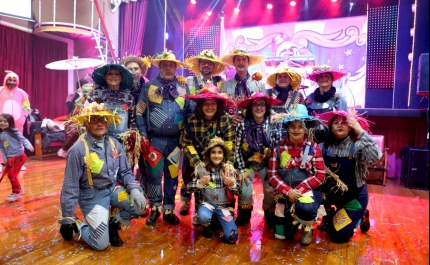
187, 146, 198, 155
117, 190, 129, 202
85, 204, 109, 230
143, 146, 162, 168
168, 164, 179, 178
298, 194, 314, 204
333, 208, 352, 231
221, 215, 234, 222
174, 97, 185, 109
177, 87, 186, 97
150, 107, 169, 128
89, 152, 104, 174
145, 158, 163, 176
202, 202, 215, 211
147, 184, 162, 199
91, 222, 107, 239
344, 199, 363, 210
280, 151, 291, 167
189, 86, 197, 95
173, 113, 184, 125
245, 168, 254, 173
136, 100, 147, 116
221, 209, 231, 217
148, 85, 163, 104
167, 147, 181, 167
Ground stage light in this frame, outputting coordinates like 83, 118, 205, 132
190, 0, 196, 4
234, 7, 240, 13
290, 1, 296, 6
408, 53, 413, 62
267, 4, 273, 9
349, 1, 354, 6
410, 28, 414, 37
331, 0, 337, 2
207, 11, 212, 16
165, 33, 169, 40
411, 4, 416, 12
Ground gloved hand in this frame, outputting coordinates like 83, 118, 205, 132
60, 223, 78, 241
140, 136, 151, 155
129, 189, 146, 210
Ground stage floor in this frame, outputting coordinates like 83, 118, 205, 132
0, 156, 428, 265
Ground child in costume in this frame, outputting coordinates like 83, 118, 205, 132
0, 113, 34, 202
187, 137, 240, 244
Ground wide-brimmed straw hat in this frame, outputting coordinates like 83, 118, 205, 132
71, 102, 122, 126
151, 50, 185, 68
92, 64, 133, 89
266, 66, 302, 89
185, 50, 226, 76
185, 82, 234, 107
201, 136, 231, 161
237, 91, 282, 109
119, 55, 151, 70
317, 110, 371, 133
221, 47, 264, 67
307, 65, 347, 82
278, 104, 324, 129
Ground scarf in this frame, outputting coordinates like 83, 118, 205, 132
100, 87, 124, 103
156, 75, 179, 99
234, 73, 251, 98
274, 84, 292, 103
314, 86, 336, 103
243, 119, 270, 154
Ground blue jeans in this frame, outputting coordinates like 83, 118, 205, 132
239, 166, 274, 210
78, 184, 146, 250
145, 136, 180, 210
198, 202, 238, 243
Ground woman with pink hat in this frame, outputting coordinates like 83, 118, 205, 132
317, 110, 381, 242
305, 65, 348, 114
181, 83, 236, 226
234, 92, 282, 227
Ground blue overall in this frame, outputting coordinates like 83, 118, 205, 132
322, 144, 368, 242
96, 90, 130, 138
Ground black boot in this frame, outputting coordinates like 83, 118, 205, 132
163, 210, 180, 225
360, 209, 370, 233
263, 210, 275, 229
202, 225, 214, 238
235, 206, 253, 226
317, 215, 331, 232
146, 206, 161, 226
109, 218, 123, 247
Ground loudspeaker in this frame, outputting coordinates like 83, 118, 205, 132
401, 146, 429, 190
417, 53, 429, 95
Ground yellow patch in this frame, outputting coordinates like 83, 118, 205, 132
89, 152, 104, 174
148, 85, 162, 104
175, 97, 185, 109
333, 208, 352, 231
280, 151, 291, 167
187, 146, 198, 155
242, 142, 248, 151
168, 164, 179, 178
117, 190, 129, 202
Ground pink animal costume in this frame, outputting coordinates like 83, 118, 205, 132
0, 71, 31, 134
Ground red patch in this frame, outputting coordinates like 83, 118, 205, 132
123, 104, 129, 111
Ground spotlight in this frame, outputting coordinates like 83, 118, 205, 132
410, 28, 415, 37
190, 0, 196, 4
412, 4, 416, 12
267, 4, 273, 9
349, 1, 354, 6
234, 7, 240, 13
331, 0, 337, 2
290, 1, 296, 7
408, 53, 413, 62
165, 33, 169, 40
207, 11, 212, 16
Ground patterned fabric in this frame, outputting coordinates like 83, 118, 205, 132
187, 164, 239, 195
220, 76, 266, 99
319, 131, 382, 188
267, 138, 325, 195
244, 119, 270, 153
182, 113, 235, 167
156, 75, 179, 99
87, 85, 137, 129
234, 73, 251, 98
0, 130, 32, 161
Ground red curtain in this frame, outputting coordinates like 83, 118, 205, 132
0, 25, 68, 119
118, 0, 149, 57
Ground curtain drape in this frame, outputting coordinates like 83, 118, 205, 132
0, 25, 68, 119
118, 0, 149, 57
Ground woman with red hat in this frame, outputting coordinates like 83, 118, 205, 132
317, 110, 381, 242
235, 92, 282, 227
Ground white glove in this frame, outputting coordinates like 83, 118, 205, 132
129, 189, 146, 210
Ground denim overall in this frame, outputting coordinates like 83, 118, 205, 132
96, 90, 130, 138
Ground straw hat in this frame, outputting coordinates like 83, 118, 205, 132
317, 110, 371, 133
185, 82, 234, 107
71, 102, 122, 126
184, 50, 226, 76
307, 65, 347, 82
92, 64, 133, 89
151, 50, 185, 68
119, 55, 151, 70
201, 137, 231, 161
221, 47, 264, 67
237, 91, 282, 109
266, 66, 302, 89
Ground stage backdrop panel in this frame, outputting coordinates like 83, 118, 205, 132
222, 16, 367, 108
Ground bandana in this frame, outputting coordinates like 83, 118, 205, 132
274, 84, 292, 102
244, 119, 270, 153
314, 86, 336, 103
234, 73, 251, 98
156, 75, 179, 99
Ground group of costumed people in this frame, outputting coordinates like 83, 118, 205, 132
57, 47, 381, 250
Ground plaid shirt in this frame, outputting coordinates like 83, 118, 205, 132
235, 118, 280, 173
182, 113, 235, 167
268, 138, 325, 195
187, 164, 239, 195
319, 131, 382, 188
87, 86, 137, 129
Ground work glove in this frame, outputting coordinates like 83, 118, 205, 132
129, 189, 146, 210
60, 223, 78, 241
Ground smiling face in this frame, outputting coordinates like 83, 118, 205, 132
105, 68, 122, 89
317, 72, 333, 91
251, 99, 267, 121
202, 99, 218, 121
209, 146, 224, 167
198, 59, 214, 77
6, 77, 17, 89
0, 116, 10, 131
233, 55, 249, 73
159, 61, 177, 81
86, 115, 109, 138
126, 62, 142, 81
276, 73, 292, 88
287, 120, 306, 144
331, 116, 350, 140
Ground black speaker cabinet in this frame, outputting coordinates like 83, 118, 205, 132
401, 146, 429, 190
417, 53, 429, 95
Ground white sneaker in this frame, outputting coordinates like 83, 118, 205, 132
0, 165, 2, 173
57, 148, 68, 158
21, 166, 26, 171
6, 192, 22, 202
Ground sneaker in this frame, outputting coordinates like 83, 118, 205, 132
57, 148, 68, 158
21, 166, 26, 171
299, 225, 313, 246
6, 192, 22, 202
360, 209, 370, 233
192, 213, 200, 225
179, 200, 190, 216
0, 165, 2, 173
